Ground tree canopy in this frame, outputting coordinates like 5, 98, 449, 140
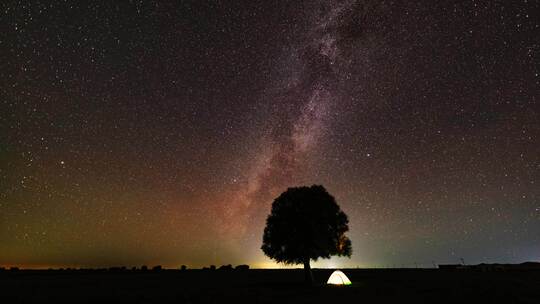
261, 185, 352, 267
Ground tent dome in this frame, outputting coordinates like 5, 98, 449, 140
327, 270, 352, 285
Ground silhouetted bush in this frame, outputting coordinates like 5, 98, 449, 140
141, 265, 148, 271
180, 265, 187, 271
152, 265, 162, 271
131, 266, 137, 271
210, 265, 216, 270
235, 264, 249, 271
10, 267, 19, 271
219, 264, 233, 270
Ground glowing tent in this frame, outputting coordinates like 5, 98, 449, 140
327, 270, 352, 285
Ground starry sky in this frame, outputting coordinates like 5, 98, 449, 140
1, 1, 539, 269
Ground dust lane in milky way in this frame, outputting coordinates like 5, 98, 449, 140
1, 1, 538, 268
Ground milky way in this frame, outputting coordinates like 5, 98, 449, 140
221, 2, 349, 238
1, 1, 539, 268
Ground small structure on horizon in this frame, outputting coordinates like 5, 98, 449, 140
327, 270, 352, 285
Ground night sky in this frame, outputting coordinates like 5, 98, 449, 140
1, 1, 539, 269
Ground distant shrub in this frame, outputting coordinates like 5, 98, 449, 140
180, 265, 187, 271
152, 265, 162, 271
219, 264, 233, 270
235, 265, 249, 271
141, 265, 148, 271
210, 265, 216, 270
9, 267, 19, 271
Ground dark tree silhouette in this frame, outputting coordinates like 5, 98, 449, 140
261, 185, 352, 284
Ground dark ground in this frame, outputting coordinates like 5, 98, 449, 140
1, 269, 539, 303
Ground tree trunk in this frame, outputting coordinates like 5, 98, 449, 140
303, 257, 313, 285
